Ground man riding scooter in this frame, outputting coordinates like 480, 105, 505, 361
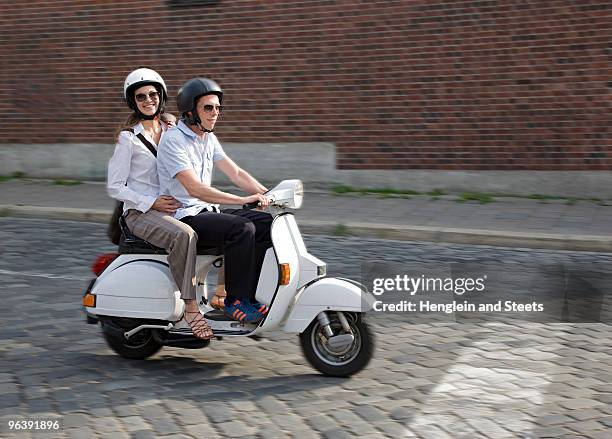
157, 77, 273, 325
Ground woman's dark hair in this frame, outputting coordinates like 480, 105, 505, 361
114, 111, 141, 141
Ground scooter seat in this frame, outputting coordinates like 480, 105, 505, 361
117, 216, 222, 256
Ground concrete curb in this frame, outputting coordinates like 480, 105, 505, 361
299, 220, 612, 252
1, 204, 611, 252
0, 205, 112, 223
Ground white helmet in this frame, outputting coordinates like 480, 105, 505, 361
123, 67, 168, 116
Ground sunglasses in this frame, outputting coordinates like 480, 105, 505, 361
135, 91, 160, 102
201, 104, 223, 113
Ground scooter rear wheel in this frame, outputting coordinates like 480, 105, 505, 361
300, 312, 374, 377
101, 319, 163, 360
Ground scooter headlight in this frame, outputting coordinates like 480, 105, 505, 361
267, 179, 304, 209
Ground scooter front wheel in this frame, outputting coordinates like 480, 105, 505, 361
300, 312, 374, 377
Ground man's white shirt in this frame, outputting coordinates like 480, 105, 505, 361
157, 120, 227, 220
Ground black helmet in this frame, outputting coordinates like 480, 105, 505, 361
177, 77, 223, 126
123, 68, 168, 120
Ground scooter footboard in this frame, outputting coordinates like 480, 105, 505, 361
283, 278, 374, 333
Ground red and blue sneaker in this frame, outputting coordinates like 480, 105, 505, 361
224, 298, 263, 323
251, 301, 269, 316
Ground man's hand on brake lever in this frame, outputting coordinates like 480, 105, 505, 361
243, 193, 271, 208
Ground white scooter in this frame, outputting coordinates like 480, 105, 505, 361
83, 180, 375, 376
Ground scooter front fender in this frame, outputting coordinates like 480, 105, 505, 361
283, 277, 374, 333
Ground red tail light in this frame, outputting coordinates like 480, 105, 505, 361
92, 253, 119, 276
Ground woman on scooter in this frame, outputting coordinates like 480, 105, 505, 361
107, 67, 214, 340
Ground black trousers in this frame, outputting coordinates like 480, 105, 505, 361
181, 208, 273, 301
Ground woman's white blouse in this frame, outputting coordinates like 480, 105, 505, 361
107, 122, 165, 213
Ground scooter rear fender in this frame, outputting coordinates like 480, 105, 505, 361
282, 277, 375, 333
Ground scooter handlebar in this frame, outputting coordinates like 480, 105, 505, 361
242, 201, 261, 210
243, 193, 276, 210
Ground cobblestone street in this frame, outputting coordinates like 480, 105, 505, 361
1, 218, 611, 438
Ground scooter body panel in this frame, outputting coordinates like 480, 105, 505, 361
254, 248, 279, 305
88, 256, 184, 321
283, 277, 373, 333
255, 213, 327, 333
258, 214, 301, 331
272, 212, 326, 289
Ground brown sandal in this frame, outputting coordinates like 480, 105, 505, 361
184, 311, 214, 340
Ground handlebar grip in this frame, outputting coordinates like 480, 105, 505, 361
242, 201, 261, 210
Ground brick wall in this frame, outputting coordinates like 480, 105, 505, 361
1, 0, 610, 170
